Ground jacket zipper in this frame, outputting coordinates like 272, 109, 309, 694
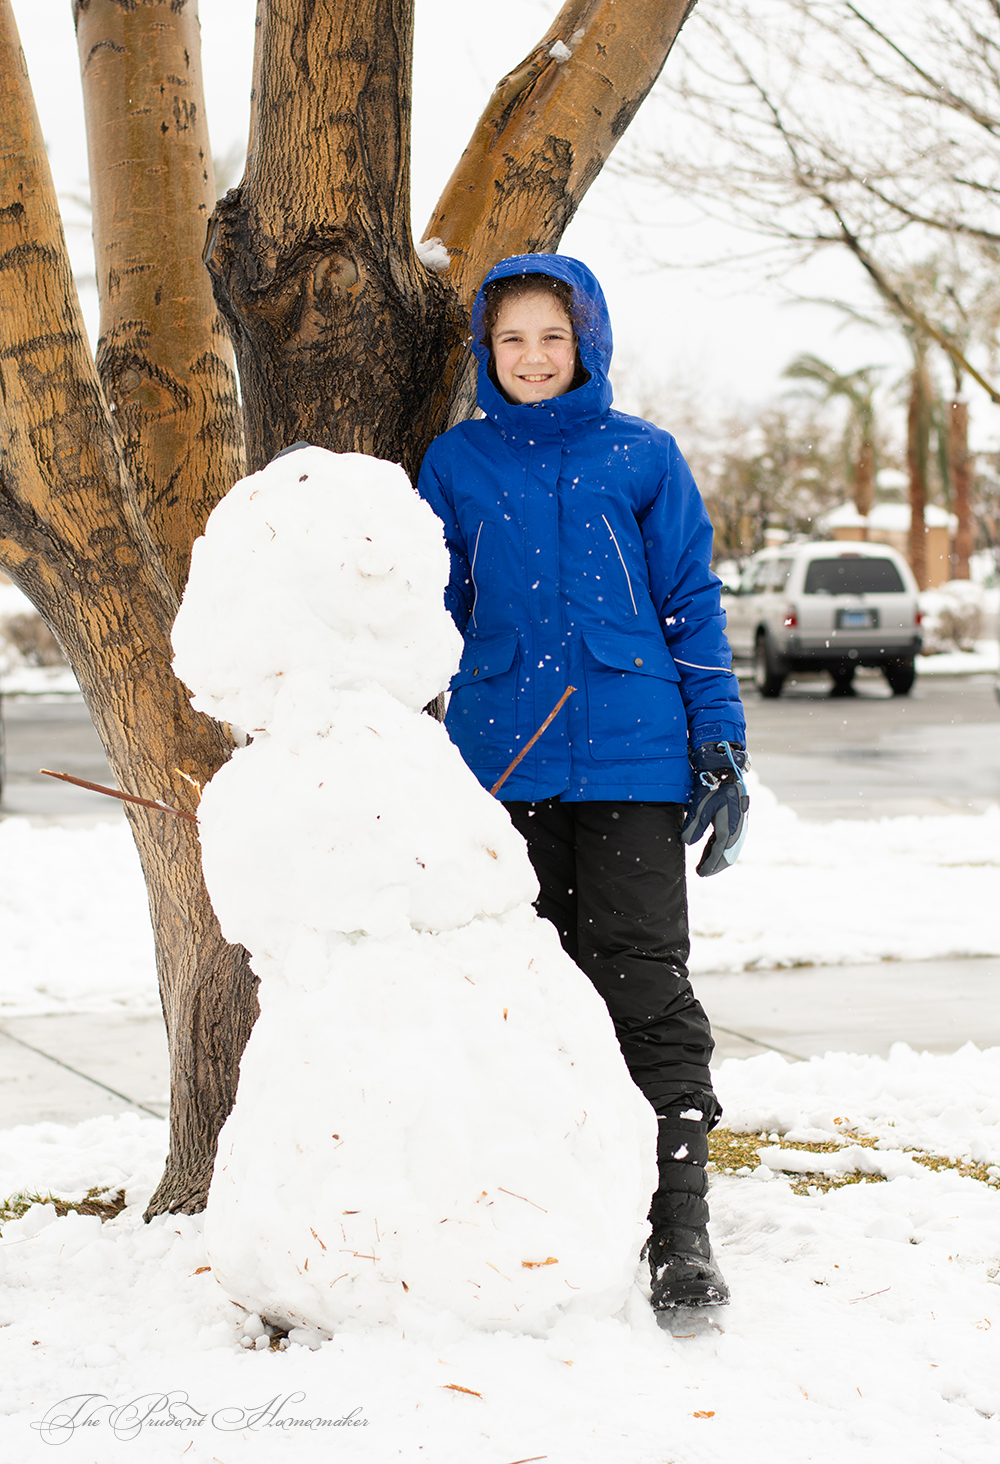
602, 514, 638, 616
470, 520, 484, 627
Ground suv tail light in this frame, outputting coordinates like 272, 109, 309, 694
782, 605, 797, 628
915, 611, 923, 626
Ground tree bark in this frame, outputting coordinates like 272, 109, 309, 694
906, 345, 931, 590
204, 0, 461, 479
75, 0, 245, 601
0, 0, 257, 1219
949, 397, 972, 579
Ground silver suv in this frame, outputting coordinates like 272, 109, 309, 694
722, 542, 922, 697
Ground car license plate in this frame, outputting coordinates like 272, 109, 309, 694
837, 608, 878, 629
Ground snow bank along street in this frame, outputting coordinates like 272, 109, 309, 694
1, 449, 998, 1461
2, 768, 997, 1020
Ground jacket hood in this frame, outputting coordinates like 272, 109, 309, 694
470, 253, 614, 433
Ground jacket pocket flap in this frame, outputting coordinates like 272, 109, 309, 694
583, 632, 679, 681
450, 633, 519, 690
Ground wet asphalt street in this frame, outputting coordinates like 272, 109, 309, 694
741, 669, 1000, 819
1, 695, 120, 820
2, 670, 997, 822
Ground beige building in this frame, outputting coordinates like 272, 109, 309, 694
822, 502, 958, 588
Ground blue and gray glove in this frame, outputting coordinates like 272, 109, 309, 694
681, 741, 750, 877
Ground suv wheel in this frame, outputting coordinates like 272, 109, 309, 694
830, 664, 856, 697
883, 658, 916, 696
754, 631, 786, 698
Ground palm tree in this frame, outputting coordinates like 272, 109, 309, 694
784, 355, 880, 519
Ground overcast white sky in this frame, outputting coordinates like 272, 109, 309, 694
15, 0, 936, 437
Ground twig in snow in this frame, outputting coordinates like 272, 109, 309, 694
498, 1186, 547, 1212
849, 1286, 891, 1303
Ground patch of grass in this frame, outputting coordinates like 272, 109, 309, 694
707, 1128, 1000, 1197
706, 1127, 880, 1195
0, 1187, 127, 1231
906, 1152, 997, 1186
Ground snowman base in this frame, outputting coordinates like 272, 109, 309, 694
205, 910, 656, 1335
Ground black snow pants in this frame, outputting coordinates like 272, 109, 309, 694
505, 798, 720, 1237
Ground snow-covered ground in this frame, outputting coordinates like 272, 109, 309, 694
916, 641, 999, 676
2, 784, 998, 1461
1, 1044, 997, 1463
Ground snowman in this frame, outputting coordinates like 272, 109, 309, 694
171, 446, 656, 1335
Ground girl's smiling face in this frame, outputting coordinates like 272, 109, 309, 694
491, 292, 577, 404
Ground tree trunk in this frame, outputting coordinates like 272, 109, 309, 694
854, 436, 874, 523
906, 347, 930, 591
204, 0, 460, 479
949, 398, 972, 580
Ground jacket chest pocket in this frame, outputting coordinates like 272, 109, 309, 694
582, 631, 685, 760
590, 513, 641, 619
446, 632, 520, 764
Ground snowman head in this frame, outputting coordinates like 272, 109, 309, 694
172, 447, 462, 731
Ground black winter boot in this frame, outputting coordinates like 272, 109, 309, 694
647, 1097, 729, 1310
648, 1227, 730, 1310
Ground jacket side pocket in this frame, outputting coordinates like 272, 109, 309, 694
447, 632, 520, 764
582, 631, 685, 761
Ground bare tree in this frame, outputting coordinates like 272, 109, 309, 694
0, 0, 697, 1217
632, 0, 1000, 405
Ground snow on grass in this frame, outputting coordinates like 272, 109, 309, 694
687, 772, 1000, 974
1, 1048, 997, 1463
0, 817, 156, 1016
1, 771, 997, 1017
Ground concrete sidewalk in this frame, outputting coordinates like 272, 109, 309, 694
702, 955, 1000, 1062
1, 956, 997, 1129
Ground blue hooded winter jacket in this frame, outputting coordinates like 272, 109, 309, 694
416, 253, 746, 803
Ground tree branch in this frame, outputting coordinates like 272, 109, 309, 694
74, 0, 245, 600
849, 176, 1000, 246
425, 0, 698, 308
843, 2, 1000, 137
0, 0, 156, 601
0, 0, 234, 802
243, 0, 416, 258
831, 212, 1000, 406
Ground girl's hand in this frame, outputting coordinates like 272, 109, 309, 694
681, 742, 750, 877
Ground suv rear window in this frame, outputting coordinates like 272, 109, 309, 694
803, 557, 905, 595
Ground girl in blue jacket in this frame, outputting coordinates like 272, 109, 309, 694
417, 254, 749, 1312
